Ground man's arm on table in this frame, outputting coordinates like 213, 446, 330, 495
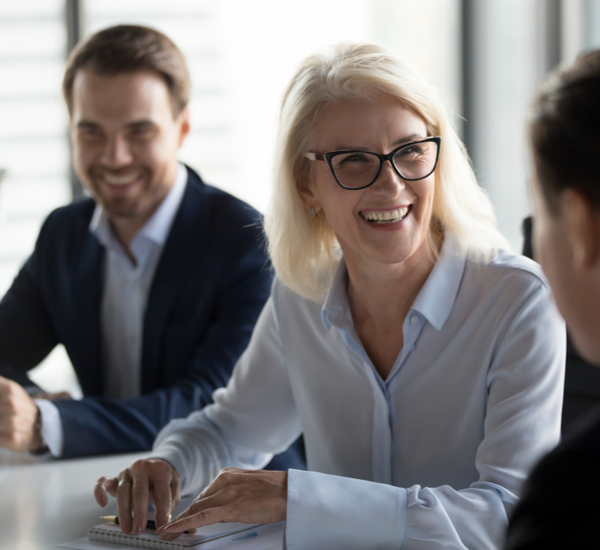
0, 196, 273, 458
0, 217, 64, 452
54, 257, 271, 457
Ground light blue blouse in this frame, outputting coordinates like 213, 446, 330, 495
152, 234, 565, 549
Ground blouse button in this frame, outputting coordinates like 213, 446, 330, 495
410, 316, 419, 325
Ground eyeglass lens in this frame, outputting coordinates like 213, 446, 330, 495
330, 140, 438, 189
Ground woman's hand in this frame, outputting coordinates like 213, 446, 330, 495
157, 468, 287, 540
94, 458, 181, 536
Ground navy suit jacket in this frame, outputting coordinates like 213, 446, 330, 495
0, 167, 302, 463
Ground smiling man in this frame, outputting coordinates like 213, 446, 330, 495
0, 26, 302, 467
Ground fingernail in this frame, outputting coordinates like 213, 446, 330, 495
134, 522, 143, 536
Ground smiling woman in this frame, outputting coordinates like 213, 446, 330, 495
95, 43, 566, 549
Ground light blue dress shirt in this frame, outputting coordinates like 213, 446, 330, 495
35, 163, 187, 455
94, 163, 187, 399
152, 234, 565, 549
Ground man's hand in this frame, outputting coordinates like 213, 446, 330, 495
157, 468, 287, 541
0, 375, 43, 452
94, 458, 181, 536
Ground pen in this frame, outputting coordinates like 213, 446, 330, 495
100, 516, 197, 534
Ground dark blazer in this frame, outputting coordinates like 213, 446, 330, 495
0, 166, 302, 464
505, 409, 600, 549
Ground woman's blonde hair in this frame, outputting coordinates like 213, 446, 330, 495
265, 42, 508, 302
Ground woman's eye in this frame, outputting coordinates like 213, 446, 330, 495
397, 145, 420, 157
339, 153, 368, 164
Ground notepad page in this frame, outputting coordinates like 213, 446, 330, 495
88, 522, 257, 549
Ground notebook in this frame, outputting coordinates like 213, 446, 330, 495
87, 521, 258, 549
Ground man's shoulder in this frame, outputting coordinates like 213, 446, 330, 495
30, 197, 98, 256
183, 166, 262, 226
42, 196, 97, 232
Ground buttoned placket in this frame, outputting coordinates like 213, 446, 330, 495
124, 262, 142, 350
102, 234, 157, 399
328, 304, 427, 486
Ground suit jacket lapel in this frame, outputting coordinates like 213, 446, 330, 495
70, 230, 105, 396
141, 167, 211, 392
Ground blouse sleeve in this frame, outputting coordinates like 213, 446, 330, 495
151, 290, 303, 496
284, 283, 565, 550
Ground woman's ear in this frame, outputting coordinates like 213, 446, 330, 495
563, 188, 600, 270
296, 172, 321, 213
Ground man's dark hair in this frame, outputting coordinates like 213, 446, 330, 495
63, 24, 191, 117
531, 49, 600, 213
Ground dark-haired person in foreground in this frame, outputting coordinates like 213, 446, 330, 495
0, 25, 303, 470
505, 49, 600, 549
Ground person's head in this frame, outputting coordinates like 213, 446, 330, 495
265, 42, 507, 301
530, 49, 600, 364
63, 25, 191, 241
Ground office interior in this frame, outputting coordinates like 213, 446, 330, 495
0, 0, 599, 403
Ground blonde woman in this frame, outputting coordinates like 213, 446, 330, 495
95, 43, 565, 549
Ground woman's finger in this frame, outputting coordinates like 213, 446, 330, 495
116, 477, 134, 534
159, 469, 288, 534
130, 469, 150, 536
94, 476, 118, 507
162, 505, 233, 533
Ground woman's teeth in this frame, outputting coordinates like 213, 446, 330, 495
361, 206, 410, 224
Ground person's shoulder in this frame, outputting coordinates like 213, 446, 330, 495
271, 277, 322, 320
40, 197, 96, 234
559, 407, 600, 453
184, 165, 262, 225
519, 411, 600, 507
506, 412, 600, 549
466, 248, 549, 295
489, 248, 545, 279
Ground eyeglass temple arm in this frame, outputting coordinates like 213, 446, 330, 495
304, 152, 324, 161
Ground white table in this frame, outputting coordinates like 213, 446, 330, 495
0, 450, 147, 550
0, 450, 284, 550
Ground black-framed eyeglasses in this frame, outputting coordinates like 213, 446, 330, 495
305, 136, 441, 190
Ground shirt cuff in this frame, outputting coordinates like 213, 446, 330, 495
34, 399, 64, 457
285, 469, 407, 549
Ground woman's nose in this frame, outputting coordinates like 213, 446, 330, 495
371, 159, 406, 195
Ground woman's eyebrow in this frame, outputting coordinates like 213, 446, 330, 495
393, 133, 426, 147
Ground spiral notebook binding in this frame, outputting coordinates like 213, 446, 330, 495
88, 525, 187, 549
87, 521, 259, 549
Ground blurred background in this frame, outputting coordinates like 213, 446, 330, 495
1, 0, 599, 394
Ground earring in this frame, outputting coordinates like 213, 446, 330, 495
309, 208, 317, 218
